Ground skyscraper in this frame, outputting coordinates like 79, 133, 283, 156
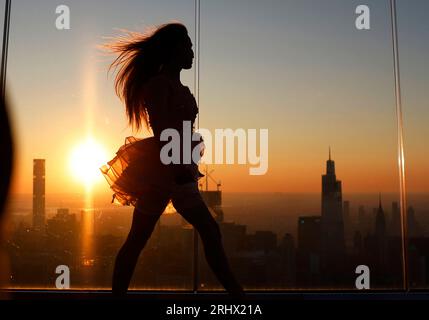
407, 206, 420, 237
389, 201, 401, 237
375, 195, 387, 271
358, 205, 368, 235
343, 201, 350, 226
375, 196, 387, 238
298, 216, 321, 255
297, 216, 321, 285
343, 200, 351, 249
279, 233, 296, 286
321, 149, 345, 275
32, 159, 45, 229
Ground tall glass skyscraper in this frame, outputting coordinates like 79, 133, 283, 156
321, 150, 345, 280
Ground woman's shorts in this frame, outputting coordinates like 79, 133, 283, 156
135, 181, 206, 216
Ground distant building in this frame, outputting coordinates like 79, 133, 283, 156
46, 208, 78, 244
407, 206, 421, 238
353, 230, 363, 256
374, 196, 387, 271
248, 230, 277, 253
321, 149, 345, 274
358, 205, 369, 235
375, 196, 387, 238
200, 190, 224, 222
279, 233, 296, 286
220, 221, 247, 249
343, 200, 352, 249
298, 216, 321, 254
297, 216, 321, 285
343, 201, 350, 226
47, 208, 78, 235
32, 159, 46, 229
389, 201, 401, 237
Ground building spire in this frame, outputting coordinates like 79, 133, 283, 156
326, 146, 335, 175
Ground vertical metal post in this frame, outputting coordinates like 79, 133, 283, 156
389, 0, 409, 291
192, 224, 199, 293
192, 0, 201, 294
0, 0, 13, 221
1, 0, 12, 99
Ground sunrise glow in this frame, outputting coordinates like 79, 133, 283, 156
69, 137, 108, 188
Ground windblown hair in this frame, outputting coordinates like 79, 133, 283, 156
103, 22, 189, 133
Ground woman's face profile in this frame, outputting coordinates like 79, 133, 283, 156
176, 35, 194, 70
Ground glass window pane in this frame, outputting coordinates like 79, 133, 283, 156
4, 0, 196, 290
398, 0, 429, 289
198, 0, 403, 290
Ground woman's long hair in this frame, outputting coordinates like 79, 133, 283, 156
104, 22, 189, 133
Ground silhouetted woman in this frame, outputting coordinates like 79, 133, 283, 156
100, 22, 243, 296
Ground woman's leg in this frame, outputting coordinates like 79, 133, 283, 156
172, 188, 243, 295
112, 193, 169, 295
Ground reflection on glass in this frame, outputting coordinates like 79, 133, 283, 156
397, 0, 429, 289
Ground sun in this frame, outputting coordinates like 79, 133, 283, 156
69, 137, 108, 188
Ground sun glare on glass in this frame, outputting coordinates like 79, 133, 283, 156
69, 137, 108, 188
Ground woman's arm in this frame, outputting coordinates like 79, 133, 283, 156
143, 75, 196, 184
143, 75, 171, 134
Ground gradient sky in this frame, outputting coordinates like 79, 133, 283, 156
4, 0, 428, 195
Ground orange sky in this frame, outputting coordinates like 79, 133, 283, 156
5, 0, 428, 195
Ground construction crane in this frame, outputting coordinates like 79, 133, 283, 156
199, 164, 221, 192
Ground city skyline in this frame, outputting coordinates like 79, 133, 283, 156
4, 149, 425, 290
23, 151, 421, 241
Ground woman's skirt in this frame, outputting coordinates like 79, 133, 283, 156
99, 135, 205, 207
